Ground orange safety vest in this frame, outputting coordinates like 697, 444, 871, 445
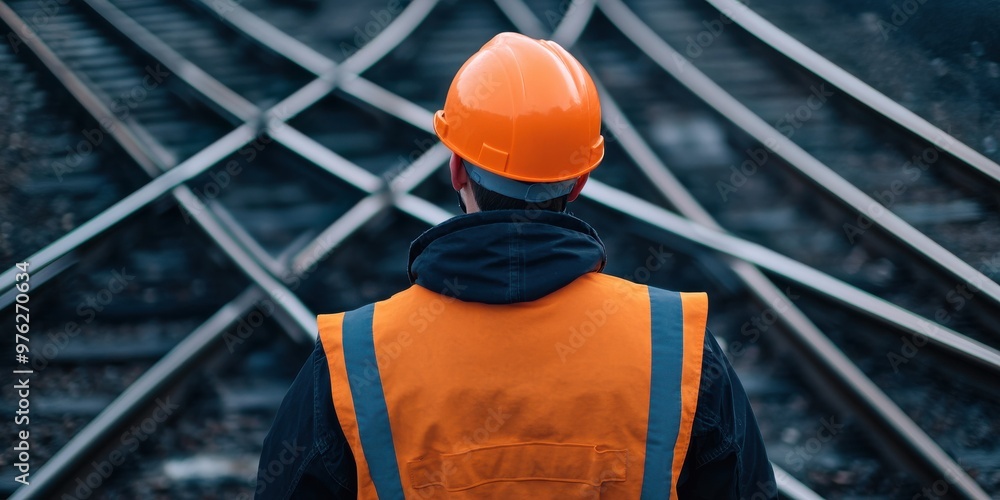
319, 273, 707, 499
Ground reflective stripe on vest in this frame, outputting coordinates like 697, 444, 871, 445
342, 303, 406, 499
643, 288, 707, 499
322, 275, 707, 499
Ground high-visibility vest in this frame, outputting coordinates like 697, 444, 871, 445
319, 273, 707, 499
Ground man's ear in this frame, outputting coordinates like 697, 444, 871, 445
449, 153, 467, 192
567, 173, 589, 202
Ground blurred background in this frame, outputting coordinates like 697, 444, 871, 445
1, 0, 999, 498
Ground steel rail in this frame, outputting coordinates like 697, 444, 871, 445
13, 181, 452, 499
203, 202, 288, 278
184, 0, 440, 126
337, 0, 440, 76
2, 63, 446, 500
336, 75, 438, 132
83, 0, 257, 123
0, 0, 441, 298
0, 0, 452, 331
9, 137, 447, 500
588, 78, 1000, 371
3, 1, 453, 496
0, 3, 318, 337
587, 179, 1000, 371
0, 1, 257, 298
12, 0, 453, 309
195, 2, 335, 76
772, 463, 824, 500
500, 1, 990, 498
0, 120, 258, 299
549, 0, 597, 46
6, 4, 459, 495
597, 0, 1000, 312
185, 0, 593, 270
9, 288, 265, 500
703, 0, 1000, 185
493, 0, 547, 38
82, 0, 449, 224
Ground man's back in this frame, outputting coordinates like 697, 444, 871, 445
257, 210, 775, 498
322, 273, 702, 498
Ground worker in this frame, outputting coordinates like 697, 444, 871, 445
256, 32, 775, 499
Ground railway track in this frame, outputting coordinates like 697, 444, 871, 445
0, 33, 143, 269
1, 0, 998, 498
736, 0, 1000, 169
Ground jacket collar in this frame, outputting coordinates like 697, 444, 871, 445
407, 210, 607, 304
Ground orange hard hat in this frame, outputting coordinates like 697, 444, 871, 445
433, 32, 604, 199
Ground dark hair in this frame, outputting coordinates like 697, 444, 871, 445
469, 177, 570, 212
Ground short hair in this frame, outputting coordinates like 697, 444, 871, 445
469, 177, 570, 212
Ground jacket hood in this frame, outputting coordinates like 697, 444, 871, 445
407, 210, 607, 304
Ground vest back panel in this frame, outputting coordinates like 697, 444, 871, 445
320, 273, 707, 499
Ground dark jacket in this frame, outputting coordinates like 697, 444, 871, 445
256, 210, 775, 499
